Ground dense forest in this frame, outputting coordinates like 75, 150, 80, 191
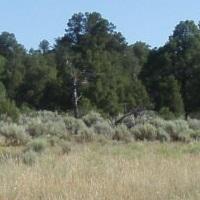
1, 12, 200, 118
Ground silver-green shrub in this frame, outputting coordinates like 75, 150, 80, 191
156, 127, 170, 142
93, 121, 114, 137
26, 117, 67, 139
164, 120, 191, 142
190, 130, 200, 141
63, 115, 87, 134
74, 127, 95, 143
26, 138, 48, 153
23, 150, 37, 166
149, 117, 168, 129
0, 123, 30, 146
188, 118, 200, 130
130, 123, 157, 141
83, 111, 105, 127
113, 124, 132, 142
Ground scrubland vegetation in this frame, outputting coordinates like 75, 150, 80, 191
1, 110, 200, 147
0, 111, 200, 199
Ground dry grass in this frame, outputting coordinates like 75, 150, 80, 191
0, 142, 200, 200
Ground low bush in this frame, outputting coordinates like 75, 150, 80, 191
164, 120, 191, 142
0, 123, 30, 146
59, 141, 71, 154
26, 138, 48, 153
22, 150, 37, 166
43, 121, 67, 138
93, 121, 114, 137
149, 117, 167, 129
64, 116, 87, 134
130, 123, 157, 141
83, 111, 105, 127
113, 125, 132, 142
74, 128, 95, 143
26, 118, 44, 137
188, 118, 200, 130
26, 118, 67, 139
156, 127, 170, 142
190, 130, 200, 141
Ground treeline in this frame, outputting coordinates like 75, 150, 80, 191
0, 12, 200, 118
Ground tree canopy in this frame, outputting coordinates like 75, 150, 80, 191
1, 13, 200, 118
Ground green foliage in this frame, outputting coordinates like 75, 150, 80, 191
0, 123, 30, 146
0, 82, 6, 98
164, 120, 191, 142
0, 99, 20, 121
1, 15, 200, 120
74, 127, 94, 143
113, 124, 132, 142
54, 12, 151, 116
141, 20, 200, 116
190, 130, 200, 141
83, 111, 105, 127
121, 115, 135, 128
156, 127, 170, 142
23, 150, 37, 166
0, 110, 199, 149
93, 121, 114, 137
26, 138, 47, 153
39, 40, 50, 54
159, 107, 176, 120
158, 76, 184, 116
23, 111, 68, 138
130, 123, 157, 141
59, 141, 71, 154
28, 120, 67, 138
64, 115, 87, 134
188, 118, 200, 130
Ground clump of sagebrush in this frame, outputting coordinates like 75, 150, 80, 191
113, 124, 132, 142
25, 117, 44, 137
148, 117, 193, 142
190, 130, 200, 141
74, 127, 95, 143
59, 141, 71, 154
83, 111, 105, 127
61, 114, 96, 142
64, 115, 87, 134
26, 138, 48, 153
0, 123, 30, 146
22, 150, 37, 166
82, 111, 114, 138
28, 110, 63, 123
187, 118, 200, 130
93, 121, 114, 138
26, 117, 68, 139
130, 123, 157, 141
42, 121, 67, 138
149, 117, 168, 129
134, 111, 156, 125
164, 120, 191, 142
156, 127, 170, 142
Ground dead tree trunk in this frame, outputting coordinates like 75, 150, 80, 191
73, 76, 79, 118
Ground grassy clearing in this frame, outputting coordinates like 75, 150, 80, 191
1, 142, 200, 200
